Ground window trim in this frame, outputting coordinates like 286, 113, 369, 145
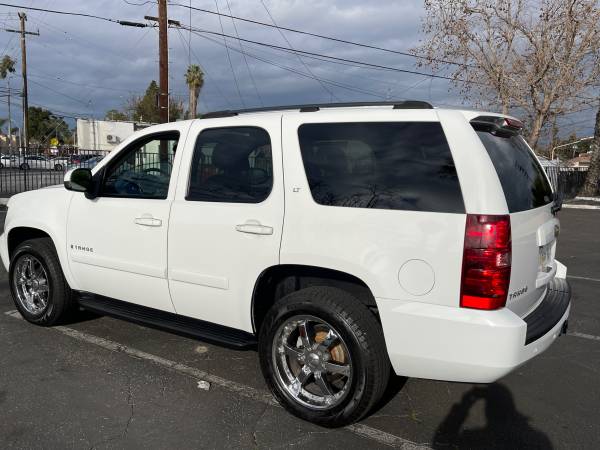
185, 125, 274, 204
98, 130, 180, 200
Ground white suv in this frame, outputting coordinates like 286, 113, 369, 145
0, 102, 571, 426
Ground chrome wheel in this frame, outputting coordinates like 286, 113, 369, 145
272, 315, 353, 410
13, 254, 50, 315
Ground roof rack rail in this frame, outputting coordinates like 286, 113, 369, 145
200, 100, 433, 119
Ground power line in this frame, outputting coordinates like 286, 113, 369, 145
0, 1, 475, 86
258, 0, 339, 102
178, 23, 474, 85
193, 31, 388, 99
173, 26, 236, 109
0, 2, 152, 27
225, 0, 263, 106
214, 0, 244, 107
169, 1, 472, 68
28, 79, 91, 107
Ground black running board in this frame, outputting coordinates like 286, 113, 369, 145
76, 292, 257, 349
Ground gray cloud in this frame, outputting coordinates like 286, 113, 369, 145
0, 0, 594, 139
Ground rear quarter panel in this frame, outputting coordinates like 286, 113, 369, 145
280, 110, 466, 306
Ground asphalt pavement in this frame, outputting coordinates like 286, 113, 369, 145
0, 208, 599, 449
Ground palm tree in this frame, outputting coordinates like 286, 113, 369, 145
0, 55, 15, 79
185, 65, 204, 119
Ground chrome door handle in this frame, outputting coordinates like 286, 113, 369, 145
235, 222, 273, 235
134, 216, 162, 227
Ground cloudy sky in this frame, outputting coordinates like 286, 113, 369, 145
0, 0, 594, 139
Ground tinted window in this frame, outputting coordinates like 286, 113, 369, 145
187, 127, 273, 203
102, 133, 178, 199
297, 122, 464, 213
476, 132, 552, 212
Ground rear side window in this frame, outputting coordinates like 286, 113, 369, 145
187, 127, 273, 203
297, 122, 464, 213
476, 132, 552, 212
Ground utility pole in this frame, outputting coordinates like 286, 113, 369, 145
158, 0, 169, 123
144, 5, 180, 124
2, 13, 39, 153
7, 77, 12, 152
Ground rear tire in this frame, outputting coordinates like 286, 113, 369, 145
9, 238, 74, 326
54, 164, 63, 171
20, 163, 29, 170
258, 286, 389, 427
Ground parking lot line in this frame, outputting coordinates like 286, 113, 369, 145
568, 331, 600, 342
4, 310, 430, 450
568, 275, 600, 283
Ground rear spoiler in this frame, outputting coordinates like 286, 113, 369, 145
470, 115, 523, 137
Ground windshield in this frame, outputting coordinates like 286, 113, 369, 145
476, 132, 553, 212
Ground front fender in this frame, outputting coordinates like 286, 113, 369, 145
4, 187, 77, 289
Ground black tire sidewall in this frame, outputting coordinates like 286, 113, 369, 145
9, 240, 65, 325
259, 290, 378, 426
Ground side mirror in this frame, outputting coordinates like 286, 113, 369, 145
64, 168, 94, 195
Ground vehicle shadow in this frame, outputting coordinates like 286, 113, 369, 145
432, 383, 552, 449
370, 372, 408, 415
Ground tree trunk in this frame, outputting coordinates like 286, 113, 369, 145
189, 88, 198, 119
527, 112, 546, 150
580, 103, 600, 197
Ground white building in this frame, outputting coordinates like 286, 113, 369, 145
76, 119, 139, 151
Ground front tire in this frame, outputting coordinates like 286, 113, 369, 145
9, 238, 74, 326
54, 164, 63, 171
20, 163, 29, 170
258, 287, 389, 427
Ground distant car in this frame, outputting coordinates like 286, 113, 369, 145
69, 154, 103, 166
0, 155, 18, 169
18, 155, 57, 171
66, 155, 104, 172
51, 156, 71, 172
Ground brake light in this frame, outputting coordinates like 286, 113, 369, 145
460, 214, 511, 310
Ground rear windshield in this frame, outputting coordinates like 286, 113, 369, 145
476, 132, 553, 212
297, 122, 464, 213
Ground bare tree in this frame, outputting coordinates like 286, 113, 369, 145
415, 0, 600, 149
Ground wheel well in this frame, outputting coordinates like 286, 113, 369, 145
7, 227, 52, 257
252, 265, 379, 333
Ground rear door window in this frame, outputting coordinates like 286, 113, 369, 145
476, 132, 553, 212
297, 122, 464, 213
187, 127, 273, 203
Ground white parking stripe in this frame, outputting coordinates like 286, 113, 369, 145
568, 275, 600, 283
562, 204, 600, 210
4, 310, 430, 450
568, 331, 600, 342
575, 197, 600, 202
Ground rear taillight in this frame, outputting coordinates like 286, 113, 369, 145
460, 214, 511, 310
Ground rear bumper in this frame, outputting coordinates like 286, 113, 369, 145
378, 279, 571, 383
